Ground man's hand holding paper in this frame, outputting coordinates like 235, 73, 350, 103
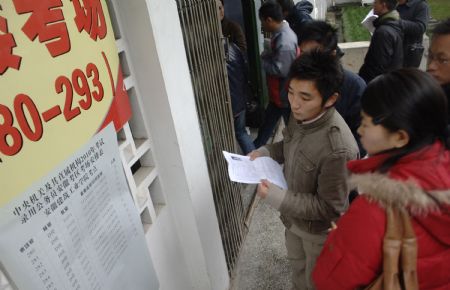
222, 151, 287, 189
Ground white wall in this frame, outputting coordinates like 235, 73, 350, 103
309, 0, 329, 19
111, 0, 229, 289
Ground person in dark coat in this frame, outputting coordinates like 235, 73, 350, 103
217, 0, 255, 154
427, 18, 450, 125
218, 0, 247, 52
276, 0, 313, 40
397, 0, 429, 67
225, 42, 255, 154
359, 0, 403, 84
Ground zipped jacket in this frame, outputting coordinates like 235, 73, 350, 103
359, 10, 404, 83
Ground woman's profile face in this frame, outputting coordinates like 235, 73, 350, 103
357, 112, 407, 156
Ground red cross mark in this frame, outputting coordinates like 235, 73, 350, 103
72, 0, 107, 41
0, 15, 22, 74
13, 0, 71, 57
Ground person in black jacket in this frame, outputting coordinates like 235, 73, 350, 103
359, 0, 403, 83
427, 18, 450, 125
225, 42, 256, 154
217, 0, 255, 154
397, 0, 429, 67
276, 0, 313, 40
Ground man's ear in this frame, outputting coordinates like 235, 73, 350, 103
324, 93, 339, 108
393, 130, 410, 149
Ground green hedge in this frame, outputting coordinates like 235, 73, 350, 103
429, 0, 450, 21
342, 5, 372, 42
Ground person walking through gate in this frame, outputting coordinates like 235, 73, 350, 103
253, 0, 298, 148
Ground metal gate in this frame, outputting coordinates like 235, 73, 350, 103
176, 0, 246, 272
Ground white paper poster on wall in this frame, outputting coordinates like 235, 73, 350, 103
0, 124, 158, 290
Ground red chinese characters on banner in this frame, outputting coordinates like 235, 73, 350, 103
72, 0, 107, 41
13, 0, 71, 57
0, 15, 22, 75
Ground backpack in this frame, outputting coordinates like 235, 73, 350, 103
362, 206, 419, 290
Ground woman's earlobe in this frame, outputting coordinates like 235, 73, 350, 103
394, 130, 410, 148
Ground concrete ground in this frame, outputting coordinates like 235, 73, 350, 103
231, 122, 291, 290
230, 197, 291, 290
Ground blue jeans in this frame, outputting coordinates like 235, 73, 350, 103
234, 110, 255, 155
253, 102, 290, 148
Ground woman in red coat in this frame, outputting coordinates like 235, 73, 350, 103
312, 69, 450, 290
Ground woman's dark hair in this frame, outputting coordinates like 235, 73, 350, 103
288, 49, 343, 104
361, 68, 450, 172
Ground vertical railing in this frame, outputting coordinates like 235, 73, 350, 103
176, 0, 246, 272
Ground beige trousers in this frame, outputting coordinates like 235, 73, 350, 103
285, 227, 327, 290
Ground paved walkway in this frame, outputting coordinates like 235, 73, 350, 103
230, 197, 291, 290
230, 121, 291, 290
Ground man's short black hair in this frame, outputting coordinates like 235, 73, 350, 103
381, 0, 398, 11
289, 50, 343, 103
259, 0, 284, 22
298, 20, 338, 53
276, 0, 294, 13
432, 18, 450, 37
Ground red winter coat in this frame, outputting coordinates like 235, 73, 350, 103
313, 141, 450, 290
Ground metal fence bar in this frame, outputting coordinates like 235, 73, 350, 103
176, 0, 246, 272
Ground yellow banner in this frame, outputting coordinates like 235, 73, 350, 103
0, 0, 128, 206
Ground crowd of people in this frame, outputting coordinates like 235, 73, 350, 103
219, 0, 450, 289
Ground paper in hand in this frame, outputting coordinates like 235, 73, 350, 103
361, 9, 378, 34
222, 151, 288, 189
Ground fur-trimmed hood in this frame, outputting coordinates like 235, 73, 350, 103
350, 173, 450, 213
347, 142, 450, 246
350, 172, 450, 247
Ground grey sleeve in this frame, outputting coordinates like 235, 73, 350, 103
262, 41, 296, 77
401, 3, 429, 38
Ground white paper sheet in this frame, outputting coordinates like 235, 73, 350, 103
361, 9, 378, 34
0, 125, 158, 290
223, 151, 288, 189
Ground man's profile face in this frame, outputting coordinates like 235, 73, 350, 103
373, 0, 386, 16
260, 17, 275, 33
288, 79, 334, 122
427, 34, 450, 85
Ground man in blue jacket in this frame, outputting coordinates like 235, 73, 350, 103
277, 0, 313, 40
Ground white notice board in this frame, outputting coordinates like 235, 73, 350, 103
0, 125, 159, 290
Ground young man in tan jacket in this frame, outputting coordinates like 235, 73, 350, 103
249, 50, 359, 290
